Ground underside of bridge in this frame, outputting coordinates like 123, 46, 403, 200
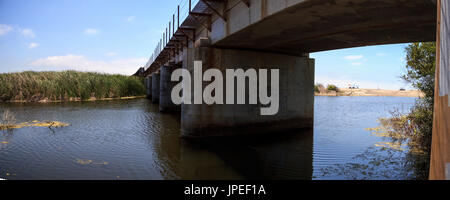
212, 0, 437, 54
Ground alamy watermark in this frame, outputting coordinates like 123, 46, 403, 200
170, 61, 280, 116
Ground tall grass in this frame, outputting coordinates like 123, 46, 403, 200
0, 71, 145, 102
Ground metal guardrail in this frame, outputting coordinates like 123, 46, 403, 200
143, 0, 201, 71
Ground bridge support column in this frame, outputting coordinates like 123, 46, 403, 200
181, 46, 315, 138
152, 72, 160, 103
146, 75, 152, 99
160, 64, 182, 113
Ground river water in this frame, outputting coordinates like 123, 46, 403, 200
0, 96, 419, 180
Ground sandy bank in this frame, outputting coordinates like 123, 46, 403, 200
315, 89, 424, 98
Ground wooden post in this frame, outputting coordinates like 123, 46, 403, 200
430, 0, 450, 180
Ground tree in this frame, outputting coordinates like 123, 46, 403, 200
402, 42, 436, 160
327, 84, 339, 92
402, 42, 435, 149
402, 42, 436, 104
314, 85, 320, 93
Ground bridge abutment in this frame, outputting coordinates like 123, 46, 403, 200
160, 64, 182, 113
181, 46, 315, 138
152, 72, 160, 103
146, 75, 152, 99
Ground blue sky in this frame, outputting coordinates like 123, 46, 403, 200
312, 44, 410, 90
0, 0, 411, 90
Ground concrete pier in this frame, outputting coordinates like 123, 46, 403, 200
160, 64, 182, 113
146, 75, 152, 99
152, 72, 160, 103
181, 46, 315, 138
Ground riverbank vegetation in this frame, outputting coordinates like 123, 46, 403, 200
314, 83, 340, 95
371, 42, 435, 179
400, 42, 435, 151
314, 84, 343, 94
387, 42, 435, 179
0, 71, 145, 103
314, 83, 338, 94
326, 84, 339, 92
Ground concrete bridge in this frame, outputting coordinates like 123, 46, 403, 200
136, 0, 450, 179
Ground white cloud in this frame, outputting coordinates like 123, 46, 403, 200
28, 54, 146, 75
84, 28, 100, 35
28, 42, 39, 49
0, 25, 37, 38
106, 52, 117, 57
343, 55, 363, 60
21, 28, 35, 38
126, 16, 135, 22
0, 24, 13, 36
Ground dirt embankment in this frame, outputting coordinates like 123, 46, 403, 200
315, 89, 424, 97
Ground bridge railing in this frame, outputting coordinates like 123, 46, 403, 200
143, 0, 200, 71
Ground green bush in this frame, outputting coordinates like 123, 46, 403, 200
0, 71, 145, 102
401, 42, 435, 153
326, 84, 339, 92
314, 85, 320, 93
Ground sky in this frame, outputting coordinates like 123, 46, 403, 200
0, 0, 412, 90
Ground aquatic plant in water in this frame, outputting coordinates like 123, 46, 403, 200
0, 120, 70, 130
76, 159, 109, 165
318, 114, 430, 180
1, 110, 69, 130
0, 110, 16, 129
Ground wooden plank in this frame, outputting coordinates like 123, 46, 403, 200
430, 0, 450, 180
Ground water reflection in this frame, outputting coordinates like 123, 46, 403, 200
183, 130, 313, 180
149, 105, 314, 180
